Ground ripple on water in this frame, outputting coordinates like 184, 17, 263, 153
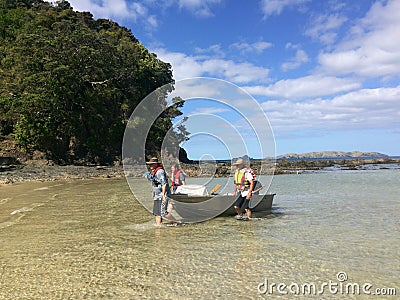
0, 173, 399, 299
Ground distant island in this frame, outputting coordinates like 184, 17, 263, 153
276, 151, 389, 160
179, 151, 398, 177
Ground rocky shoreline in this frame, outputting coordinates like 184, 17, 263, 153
0, 163, 125, 184
2, 135, 399, 184
1, 157, 399, 184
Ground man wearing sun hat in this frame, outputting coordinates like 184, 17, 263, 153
146, 157, 171, 226
232, 157, 256, 220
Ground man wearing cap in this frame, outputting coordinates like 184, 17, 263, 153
146, 157, 171, 226
232, 157, 256, 220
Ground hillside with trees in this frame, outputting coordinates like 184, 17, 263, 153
0, 0, 186, 164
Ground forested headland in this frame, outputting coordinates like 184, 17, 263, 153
0, 0, 186, 165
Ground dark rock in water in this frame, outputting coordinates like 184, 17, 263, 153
0, 156, 19, 165
179, 147, 192, 163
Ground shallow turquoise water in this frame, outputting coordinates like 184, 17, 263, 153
0, 170, 399, 299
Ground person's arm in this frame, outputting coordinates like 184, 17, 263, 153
246, 180, 254, 199
233, 170, 238, 196
246, 172, 254, 200
162, 183, 167, 202
233, 180, 238, 196
158, 169, 168, 201
180, 172, 186, 185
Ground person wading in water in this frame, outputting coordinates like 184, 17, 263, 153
232, 158, 256, 220
145, 157, 179, 226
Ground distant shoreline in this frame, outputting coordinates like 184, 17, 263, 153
181, 157, 400, 177
1, 157, 399, 185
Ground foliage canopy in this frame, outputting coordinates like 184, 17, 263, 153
0, 0, 186, 164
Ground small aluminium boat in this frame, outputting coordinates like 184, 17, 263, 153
169, 184, 275, 223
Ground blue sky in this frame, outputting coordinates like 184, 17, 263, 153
49, 0, 400, 158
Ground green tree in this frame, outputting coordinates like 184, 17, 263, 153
0, 0, 187, 164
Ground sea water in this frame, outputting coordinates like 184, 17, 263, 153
0, 169, 399, 299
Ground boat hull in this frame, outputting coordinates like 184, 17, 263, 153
169, 193, 275, 222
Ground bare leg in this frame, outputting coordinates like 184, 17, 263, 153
245, 209, 252, 219
234, 206, 242, 215
155, 215, 162, 226
164, 212, 181, 223
164, 202, 181, 223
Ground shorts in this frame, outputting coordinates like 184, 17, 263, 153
233, 194, 250, 211
153, 199, 169, 217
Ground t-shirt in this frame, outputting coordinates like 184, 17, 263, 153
152, 168, 169, 200
235, 168, 256, 197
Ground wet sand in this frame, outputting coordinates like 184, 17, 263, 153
0, 179, 154, 299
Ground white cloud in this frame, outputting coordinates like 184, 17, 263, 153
318, 0, 400, 78
244, 75, 360, 99
305, 13, 347, 45
151, 49, 205, 79
146, 14, 158, 28
153, 48, 270, 84
230, 41, 273, 55
168, 81, 225, 100
177, 0, 222, 17
45, 0, 225, 29
194, 44, 225, 58
260, 0, 311, 18
68, 0, 130, 18
190, 107, 230, 115
44, 0, 159, 29
204, 59, 269, 84
281, 49, 309, 71
262, 85, 400, 131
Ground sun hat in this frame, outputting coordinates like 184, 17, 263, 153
146, 157, 160, 165
232, 158, 245, 166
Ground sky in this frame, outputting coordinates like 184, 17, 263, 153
47, 0, 400, 159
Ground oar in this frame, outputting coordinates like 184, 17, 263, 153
252, 185, 265, 194
210, 184, 221, 195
